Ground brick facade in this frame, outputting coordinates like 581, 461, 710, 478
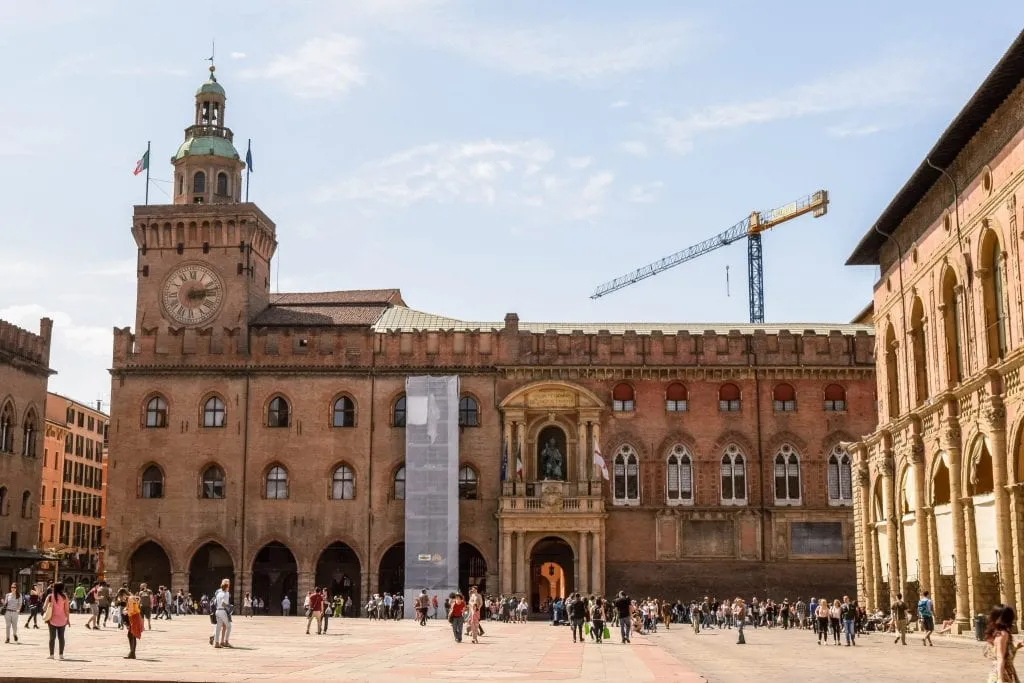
0, 316, 53, 591
104, 70, 877, 611
847, 32, 1024, 632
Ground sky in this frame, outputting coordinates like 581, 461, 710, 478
1, 1, 1022, 408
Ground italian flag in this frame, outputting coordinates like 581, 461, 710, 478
133, 149, 149, 176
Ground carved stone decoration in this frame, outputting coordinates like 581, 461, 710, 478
982, 402, 1007, 429
907, 440, 924, 464
855, 465, 870, 488
540, 481, 562, 512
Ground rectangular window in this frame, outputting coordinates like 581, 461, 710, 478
64, 436, 72, 454
66, 408, 75, 424
667, 463, 679, 498
96, 442, 103, 463
773, 400, 796, 412
721, 462, 733, 499
612, 399, 635, 412
43, 449, 47, 467
63, 460, 72, 483
666, 400, 688, 412
824, 399, 846, 411
626, 459, 639, 500
51, 487, 56, 507
59, 521, 70, 545
86, 440, 93, 460
75, 435, 83, 456
85, 468, 93, 488
719, 399, 740, 412
77, 413, 84, 428
96, 470, 103, 489
88, 416, 95, 431
680, 464, 692, 499
827, 462, 840, 501
613, 460, 626, 499
790, 522, 844, 556
49, 524, 54, 542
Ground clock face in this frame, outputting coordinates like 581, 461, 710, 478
161, 263, 224, 326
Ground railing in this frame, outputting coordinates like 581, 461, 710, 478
185, 124, 233, 142
499, 480, 604, 514
502, 480, 602, 497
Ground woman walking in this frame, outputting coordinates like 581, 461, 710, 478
3, 584, 23, 643
592, 598, 606, 644
467, 599, 481, 644
984, 604, 1020, 683
448, 594, 466, 643
43, 582, 71, 660
828, 599, 842, 646
212, 578, 232, 648
815, 597, 830, 645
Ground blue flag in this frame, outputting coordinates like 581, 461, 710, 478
245, 143, 253, 172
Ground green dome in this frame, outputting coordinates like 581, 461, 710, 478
175, 135, 239, 160
196, 79, 226, 96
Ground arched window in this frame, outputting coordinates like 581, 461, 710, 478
910, 297, 929, 407
201, 465, 225, 499
824, 384, 846, 411
773, 384, 796, 412
982, 232, 1009, 361
265, 465, 289, 499
145, 396, 168, 429
773, 444, 801, 504
267, 396, 290, 428
141, 466, 164, 499
0, 403, 12, 453
176, 174, 183, 195
331, 465, 354, 500
392, 395, 406, 428
666, 445, 693, 504
665, 383, 688, 412
884, 322, 900, 419
613, 445, 640, 504
458, 396, 479, 427
21, 409, 37, 457
458, 466, 478, 499
827, 446, 853, 504
193, 171, 206, 193
612, 383, 635, 412
216, 172, 228, 196
20, 491, 30, 518
942, 269, 964, 384
721, 445, 746, 504
719, 383, 740, 412
332, 396, 356, 428
393, 466, 406, 500
202, 396, 226, 428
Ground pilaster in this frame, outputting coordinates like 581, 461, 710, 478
298, 570, 314, 602
592, 529, 603, 596
910, 443, 931, 595
171, 570, 188, 595
962, 496, 980, 616
943, 420, 971, 627
515, 531, 526, 595
880, 453, 900, 601
578, 531, 589, 594
982, 398, 1016, 607
500, 531, 513, 595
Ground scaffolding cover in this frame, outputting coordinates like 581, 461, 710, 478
403, 376, 460, 616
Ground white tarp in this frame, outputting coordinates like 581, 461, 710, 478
934, 504, 954, 575
974, 493, 997, 573
902, 514, 919, 581
876, 523, 889, 580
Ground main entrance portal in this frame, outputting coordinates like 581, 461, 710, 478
530, 536, 574, 613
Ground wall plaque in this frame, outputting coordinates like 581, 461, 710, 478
528, 389, 576, 409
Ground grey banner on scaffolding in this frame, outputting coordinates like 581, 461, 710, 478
403, 375, 460, 617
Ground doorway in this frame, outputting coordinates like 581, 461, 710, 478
378, 542, 405, 596
530, 536, 574, 613
188, 542, 235, 603
251, 542, 298, 614
316, 541, 361, 613
128, 541, 172, 591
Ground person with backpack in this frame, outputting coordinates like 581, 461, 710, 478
891, 593, 909, 645
917, 590, 935, 646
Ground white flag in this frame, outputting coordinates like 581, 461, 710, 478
593, 442, 609, 480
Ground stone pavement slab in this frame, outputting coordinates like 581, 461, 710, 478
0, 616, 992, 683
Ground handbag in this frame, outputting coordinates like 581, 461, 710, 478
43, 597, 53, 623
602, 626, 611, 640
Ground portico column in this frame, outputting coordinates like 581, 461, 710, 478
963, 497, 980, 616
1009, 484, 1024, 621
983, 401, 1016, 607
501, 531, 513, 595
945, 423, 971, 628
578, 531, 589, 594
911, 447, 931, 594
853, 453, 876, 610
881, 455, 900, 602
515, 532, 526, 595
171, 570, 188, 595
297, 570, 314, 603
592, 529, 603, 595
924, 507, 941, 614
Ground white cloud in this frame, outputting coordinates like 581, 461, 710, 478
618, 140, 649, 158
241, 35, 365, 99
387, 15, 705, 82
610, 100, 630, 109
654, 57, 935, 154
230, 51, 247, 60
826, 123, 884, 138
317, 139, 613, 220
627, 181, 664, 204
0, 304, 110, 358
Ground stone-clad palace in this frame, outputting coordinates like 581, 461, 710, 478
104, 67, 876, 612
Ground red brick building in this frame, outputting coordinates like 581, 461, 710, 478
104, 67, 877, 611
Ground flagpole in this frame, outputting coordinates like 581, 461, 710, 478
144, 140, 151, 205
245, 138, 251, 202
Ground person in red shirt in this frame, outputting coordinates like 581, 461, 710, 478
448, 594, 466, 642
306, 589, 324, 635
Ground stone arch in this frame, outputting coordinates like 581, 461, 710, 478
525, 532, 578, 559
188, 541, 236, 600
182, 534, 237, 569
897, 463, 917, 515
709, 430, 756, 457
128, 539, 174, 590
315, 539, 362, 608
1011, 415, 1024, 484
459, 541, 489, 596
655, 430, 700, 459
498, 380, 605, 411
251, 540, 299, 614
328, 391, 358, 428
245, 534, 306, 573
377, 541, 405, 596
962, 431, 990, 493
198, 391, 229, 427
870, 475, 885, 523
763, 430, 809, 456
928, 451, 952, 506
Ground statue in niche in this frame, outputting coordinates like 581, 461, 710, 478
537, 426, 567, 481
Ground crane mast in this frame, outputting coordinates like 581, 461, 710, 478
590, 190, 829, 323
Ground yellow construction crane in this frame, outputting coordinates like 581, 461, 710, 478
591, 190, 829, 323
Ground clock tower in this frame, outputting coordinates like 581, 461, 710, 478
128, 66, 276, 354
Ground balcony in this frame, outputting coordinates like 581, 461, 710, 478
499, 480, 605, 515
184, 124, 233, 142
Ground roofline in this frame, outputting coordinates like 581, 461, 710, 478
46, 391, 110, 418
846, 29, 1024, 266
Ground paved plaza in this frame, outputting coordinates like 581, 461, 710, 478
2, 615, 993, 682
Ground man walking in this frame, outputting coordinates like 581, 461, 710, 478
306, 589, 324, 634
840, 596, 856, 646
917, 590, 935, 646
613, 591, 632, 643
891, 593, 908, 645
569, 593, 587, 643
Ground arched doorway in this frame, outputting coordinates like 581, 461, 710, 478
315, 542, 361, 614
459, 542, 487, 597
530, 536, 573, 613
128, 541, 172, 591
378, 543, 404, 597
188, 542, 235, 602
251, 542, 298, 615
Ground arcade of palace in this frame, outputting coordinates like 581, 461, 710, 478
847, 31, 1024, 632
103, 66, 877, 612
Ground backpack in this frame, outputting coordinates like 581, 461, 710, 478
917, 598, 932, 618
